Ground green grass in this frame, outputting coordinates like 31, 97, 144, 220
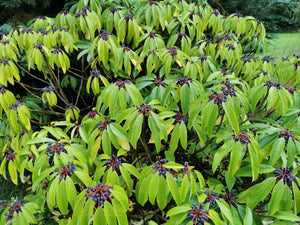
263, 32, 300, 62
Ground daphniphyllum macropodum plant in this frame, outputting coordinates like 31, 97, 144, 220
0, 0, 299, 224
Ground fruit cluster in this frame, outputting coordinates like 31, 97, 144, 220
0, 39, 9, 45
233, 130, 251, 146
27, 151, 35, 161
226, 44, 235, 51
177, 32, 187, 38
122, 44, 131, 52
136, 103, 152, 115
153, 77, 165, 87
86, 182, 113, 207
208, 91, 227, 105
204, 190, 219, 208
176, 76, 193, 86
148, 31, 157, 39
19, 129, 28, 136
166, 47, 178, 57
42, 86, 54, 93
0, 86, 6, 94
124, 14, 134, 21
51, 46, 63, 54
279, 128, 295, 143
41, 179, 50, 190
242, 55, 251, 63
198, 55, 207, 61
274, 167, 295, 184
97, 119, 113, 131
0, 200, 26, 221
264, 81, 281, 89
59, 9, 69, 15
54, 161, 76, 181
109, 7, 118, 14
187, 202, 209, 225
46, 141, 68, 155
87, 109, 97, 119
222, 190, 238, 208
148, 0, 158, 6
65, 103, 75, 109
90, 69, 101, 78
105, 154, 122, 171
98, 30, 110, 41
75, 6, 91, 18
148, 49, 158, 55
173, 111, 189, 124
285, 86, 297, 94
5, 152, 16, 162
33, 43, 44, 49
114, 79, 130, 89
21, 27, 33, 34
0, 57, 9, 65
221, 80, 237, 97
152, 159, 169, 176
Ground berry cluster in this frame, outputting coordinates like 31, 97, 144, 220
124, 14, 134, 21
274, 167, 295, 184
19, 129, 28, 136
285, 86, 297, 94
208, 92, 227, 105
177, 32, 187, 38
259, 69, 268, 76
122, 44, 131, 52
264, 81, 281, 89
281, 57, 289, 61
114, 79, 130, 89
152, 159, 169, 176
46, 141, 68, 155
98, 30, 110, 41
262, 57, 270, 63
0, 39, 9, 45
211, 9, 220, 16
234, 13, 244, 18
148, 31, 157, 39
222, 190, 238, 208
137, 103, 152, 115
153, 77, 166, 87
242, 55, 251, 63
98, 119, 113, 131
39, 29, 49, 35
178, 161, 194, 176
166, 47, 178, 57
8, 101, 23, 110
65, 103, 75, 109
173, 111, 189, 124
198, 55, 207, 61
204, 190, 219, 208
221, 80, 236, 97
177, 76, 193, 86
105, 154, 122, 171
75, 6, 91, 18
54, 161, 76, 181
109, 7, 118, 14
0, 30, 8, 37
0, 86, 6, 94
86, 182, 113, 207
59, 9, 69, 15
21, 27, 33, 34
87, 109, 97, 119
0, 57, 9, 65
90, 69, 101, 78
233, 130, 251, 146
279, 129, 295, 143
0, 200, 26, 221
51, 46, 63, 54
33, 43, 44, 49
148, 49, 158, 55
5, 152, 16, 162
187, 203, 209, 225
148, 0, 158, 6
42, 86, 54, 93
27, 152, 35, 161
41, 179, 50, 190
226, 44, 235, 51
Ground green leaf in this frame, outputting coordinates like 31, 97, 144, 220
156, 178, 168, 210
238, 177, 276, 209
243, 206, 253, 225
57, 180, 69, 215
180, 175, 189, 203
112, 199, 128, 225
137, 175, 152, 206
166, 206, 190, 217
80, 198, 94, 225
272, 211, 300, 221
216, 199, 234, 224
8, 161, 18, 185
109, 123, 128, 141
268, 180, 284, 216
228, 143, 242, 177
166, 173, 181, 205
269, 138, 285, 166
148, 172, 159, 204
222, 100, 239, 134
181, 84, 190, 115
104, 201, 117, 225
179, 122, 187, 150
93, 207, 106, 225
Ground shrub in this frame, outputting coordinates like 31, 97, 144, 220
0, 0, 300, 224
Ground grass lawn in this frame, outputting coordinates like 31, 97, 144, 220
263, 32, 300, 62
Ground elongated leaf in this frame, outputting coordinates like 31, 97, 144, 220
269, 138, 285, 166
